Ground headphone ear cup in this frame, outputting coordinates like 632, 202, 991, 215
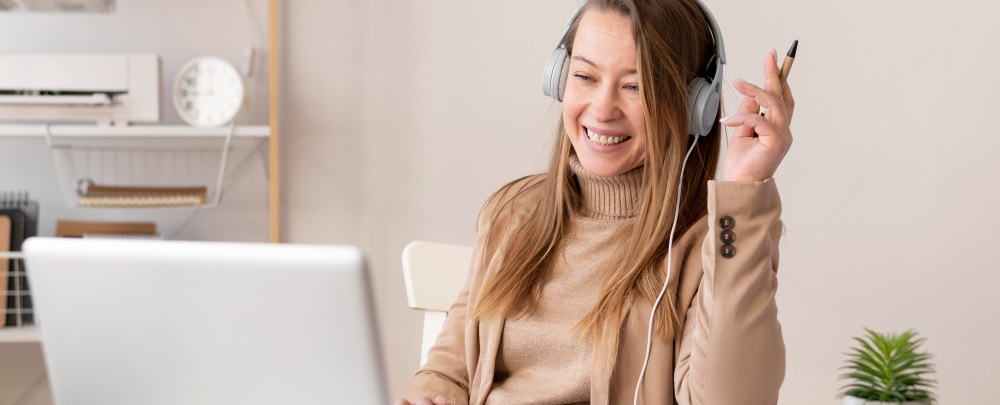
542, 47, 570, 101
687, 77, 720, 137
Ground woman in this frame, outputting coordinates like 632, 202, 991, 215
397, 0, 794, 403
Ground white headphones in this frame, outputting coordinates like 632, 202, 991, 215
541, 0, 727, 137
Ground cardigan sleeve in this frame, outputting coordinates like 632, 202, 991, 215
404, 277, 474, 405
674, 178, 786, 404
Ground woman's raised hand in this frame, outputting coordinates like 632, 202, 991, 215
718, 48, 795, 182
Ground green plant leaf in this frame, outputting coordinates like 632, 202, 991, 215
845, 359, 882, 376
845, 386, 882, 400
867, 328, 893, 358
854, 336, 888, 365
893, 353, 931, 372
847, 346, 887, 378
887, 390, 907, 402
846, 372, 885, 389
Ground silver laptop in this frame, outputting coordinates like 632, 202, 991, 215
23, 237, 387, 405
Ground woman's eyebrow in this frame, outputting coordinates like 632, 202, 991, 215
572, 55, 637, 75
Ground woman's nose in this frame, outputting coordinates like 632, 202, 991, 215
587, 86, 623, 123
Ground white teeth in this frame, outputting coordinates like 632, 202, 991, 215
585, 127, 629, 145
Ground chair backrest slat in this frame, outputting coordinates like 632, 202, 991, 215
401, 241, 474, 365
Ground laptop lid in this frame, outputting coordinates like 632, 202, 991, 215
23, 237, 387, 405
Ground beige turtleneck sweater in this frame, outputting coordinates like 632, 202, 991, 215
405, 154, 785, 404
485, 156, 642, 404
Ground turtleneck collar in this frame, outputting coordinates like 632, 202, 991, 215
569, 155, 644, 220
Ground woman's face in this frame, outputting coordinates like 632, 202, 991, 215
563, 8, 647, 177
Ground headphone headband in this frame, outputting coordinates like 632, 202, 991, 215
693, 0, 726, 99
694, 0, 726, 64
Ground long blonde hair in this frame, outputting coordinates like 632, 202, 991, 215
472, 0, 723, 378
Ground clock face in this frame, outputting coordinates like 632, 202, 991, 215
173, 56, 245, 127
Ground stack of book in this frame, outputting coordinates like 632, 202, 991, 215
1, 191, 39, 328
56, 220, 160, 239
77, 182, 208, 208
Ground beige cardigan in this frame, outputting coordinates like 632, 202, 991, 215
405, 176, 785, 404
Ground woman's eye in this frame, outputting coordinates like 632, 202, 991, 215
625, 84, 639, 92
574, 74, 594, 82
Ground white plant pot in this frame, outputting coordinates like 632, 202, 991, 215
843, 395, 925, 405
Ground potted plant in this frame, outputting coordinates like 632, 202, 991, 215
838, 328, 936, 404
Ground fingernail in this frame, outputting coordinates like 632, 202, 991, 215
771, 48, 777, 59
733, 78, 747, 85
435, 396, 447, 404
719, 116, 730, 123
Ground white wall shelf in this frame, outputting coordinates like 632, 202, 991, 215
0, 124, 269, 139
0, 124, 271, 211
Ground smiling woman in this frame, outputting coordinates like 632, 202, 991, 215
396, 0, 795, 403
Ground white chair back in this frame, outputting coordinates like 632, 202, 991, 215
401, 241, 474, 365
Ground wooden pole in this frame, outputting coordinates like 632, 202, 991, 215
268, 0, 280, 243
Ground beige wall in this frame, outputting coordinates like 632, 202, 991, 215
284, 0, 1000, 402
282, 0, 575, 400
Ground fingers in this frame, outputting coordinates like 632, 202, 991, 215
736, 79, 761, 115
414, 397, 436, 405
732, 79, 787, 127
393, 400, 412, 405
764, 48, 783, 97
733, 89, 760, 139
434, 395, 451, 405
719, 112, 786, 144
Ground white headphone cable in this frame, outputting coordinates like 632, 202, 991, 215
633, 137, 701, 405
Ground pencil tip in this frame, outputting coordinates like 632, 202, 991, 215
787, 39, 798, 58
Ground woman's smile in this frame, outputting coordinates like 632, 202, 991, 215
583, 126, 632, 146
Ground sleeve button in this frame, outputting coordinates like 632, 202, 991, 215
719, 216, 735, 230
720, 230, 736, 244
721, 244, 736, 259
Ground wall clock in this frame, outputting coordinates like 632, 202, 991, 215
173, 56, 244, 127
